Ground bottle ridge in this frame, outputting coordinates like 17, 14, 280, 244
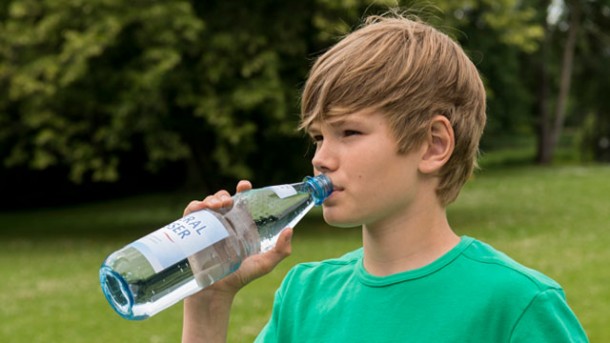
99, 174, 333, 320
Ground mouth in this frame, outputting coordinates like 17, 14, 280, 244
328, 185, 343, 199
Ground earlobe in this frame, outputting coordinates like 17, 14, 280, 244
419, 115, 455, 174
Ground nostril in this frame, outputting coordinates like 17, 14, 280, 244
313, 164, 331, 174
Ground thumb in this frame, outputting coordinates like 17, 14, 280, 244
273, 228, 293, 257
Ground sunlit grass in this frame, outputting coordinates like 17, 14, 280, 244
0, 164, 607, 342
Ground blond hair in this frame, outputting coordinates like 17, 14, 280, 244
300, 13, 486, 206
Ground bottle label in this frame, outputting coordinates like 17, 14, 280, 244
130, 211, 229, 272
269, 184, 297, 199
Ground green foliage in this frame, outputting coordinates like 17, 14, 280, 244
0, 0, 397, 188
570, 0, 610, 162
432, 0, 544, 145
437, 0, 543, 51
1, 0, 609, 194
0, 0, 201, 182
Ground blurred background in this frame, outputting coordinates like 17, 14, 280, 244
0, 0, 608, 342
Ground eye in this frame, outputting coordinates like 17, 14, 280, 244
343, 130, 361, 137
310, 134, 323, 145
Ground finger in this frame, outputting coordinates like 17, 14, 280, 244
236, 180, 252, 193
183, 200, 204, 216
182, 190, 232, 216
273, 228, 293, 258
257, 228, 293, 273
213, 190, 233, 208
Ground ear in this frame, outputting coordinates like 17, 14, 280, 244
418, 115, 455, 174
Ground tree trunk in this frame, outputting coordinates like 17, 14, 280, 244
537, 1, 581, 164
536, 18, 553, 164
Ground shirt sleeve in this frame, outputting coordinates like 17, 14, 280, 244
510, 289, 589, 343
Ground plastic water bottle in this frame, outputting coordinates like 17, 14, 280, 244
99, 174, 333, 320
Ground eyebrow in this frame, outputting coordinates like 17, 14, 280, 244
306, 116, 364, 134
328, 118, 348, 127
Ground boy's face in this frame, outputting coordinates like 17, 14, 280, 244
307, 109, 425, 228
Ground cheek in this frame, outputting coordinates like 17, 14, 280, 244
351, 149, 395, 182
347, 148, 383, 176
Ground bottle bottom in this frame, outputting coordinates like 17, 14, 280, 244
99, 265, 142, 320
100, 262, 206, 320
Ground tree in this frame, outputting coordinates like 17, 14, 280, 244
532, 0, 610, 164
535, 0, 582, 164
0, 0, 203, 183
4, 0, 595, 204
0, 0, 398, 196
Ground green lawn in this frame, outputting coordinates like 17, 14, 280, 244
0, 164, 608, 342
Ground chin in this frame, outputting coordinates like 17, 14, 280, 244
327, 222, 361, 229
322, 210, 361, 228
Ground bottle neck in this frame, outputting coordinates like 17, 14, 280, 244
304, 174, 333, 205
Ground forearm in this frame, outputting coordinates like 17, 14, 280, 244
181, 290, 236, 343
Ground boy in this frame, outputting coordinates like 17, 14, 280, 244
181, 13, 588, 342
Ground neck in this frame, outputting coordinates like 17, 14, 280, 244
361, 199, 459, 277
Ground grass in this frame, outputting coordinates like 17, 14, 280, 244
0, 163, 608, 342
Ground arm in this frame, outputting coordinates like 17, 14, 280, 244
181, 180, 293, 343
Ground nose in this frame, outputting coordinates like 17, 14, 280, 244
311, 141, 337, 174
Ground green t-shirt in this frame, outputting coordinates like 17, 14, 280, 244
255, 236, 588, 342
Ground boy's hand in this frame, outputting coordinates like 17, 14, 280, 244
182, 180, 293, 296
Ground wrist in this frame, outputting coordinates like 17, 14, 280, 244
182, 289, 236, 343
185, 287, 236, 310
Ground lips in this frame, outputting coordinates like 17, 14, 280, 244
327, 185, 343, 200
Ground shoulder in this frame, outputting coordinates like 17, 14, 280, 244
464, 240, 561, 290
461, 238, 563, 294
459, 238, 588, 340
